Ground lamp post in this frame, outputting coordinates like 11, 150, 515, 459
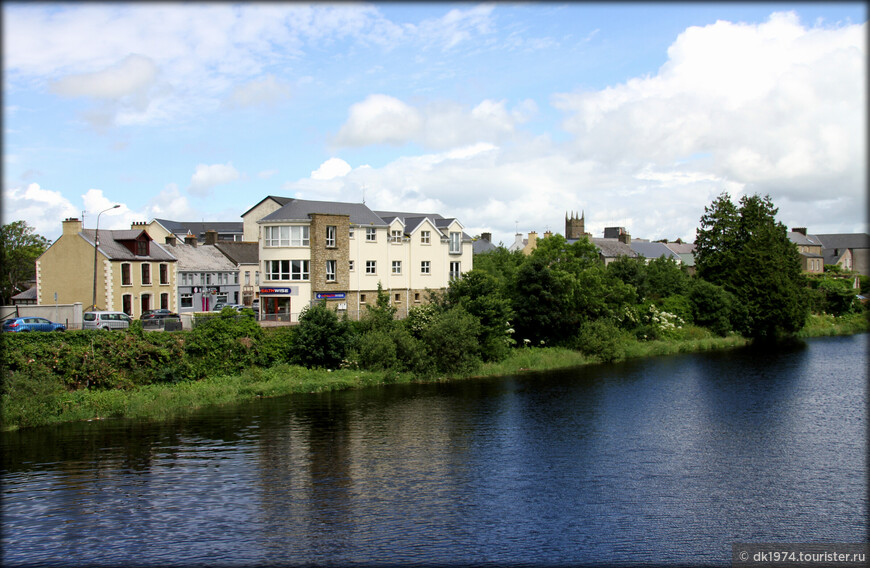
92, 205, 120, 311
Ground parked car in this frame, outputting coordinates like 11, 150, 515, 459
211, 302, 226, 312
83, 311, 132, 331
143, 315, 183, 332
141, 310, 179, 321
2, 317, 66, 332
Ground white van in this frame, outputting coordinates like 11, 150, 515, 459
83, 311, 132, 331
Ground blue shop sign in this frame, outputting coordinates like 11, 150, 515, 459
316, 292, 346, 300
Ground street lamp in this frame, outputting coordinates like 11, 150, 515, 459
92, 205, 120, 311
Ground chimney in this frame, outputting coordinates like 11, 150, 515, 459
165, 235, 177, 246
204, 230, 218, 245
481, 232, 492, 243
543, 230, 553, 239
792, 227, 807, 235
618, 232, 631, 245
62, 218, 82, 236
184, 235, 197, 247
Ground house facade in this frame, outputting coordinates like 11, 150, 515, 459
788, 228, 824, 273
37, 218, 177, 316
162, 234, 240, 313
249, 198, 473, 321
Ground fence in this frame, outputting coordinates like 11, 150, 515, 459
1, 303, 84, 329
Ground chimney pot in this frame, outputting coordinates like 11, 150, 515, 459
205, 230, 218, 245
184, 235, 197, 247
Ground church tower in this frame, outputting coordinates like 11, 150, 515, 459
565, 211, 588, 239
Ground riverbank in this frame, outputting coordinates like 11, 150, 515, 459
2, 313, 866, 432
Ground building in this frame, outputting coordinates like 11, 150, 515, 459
788, 228, 824, 273
247, 198, 473, 321
37, 218, 177, 316
162, 233, 240, 313
214, 241, 260, 307
814, 233, 870, 275
473, 232, 498, 255
147, 219, 244, 243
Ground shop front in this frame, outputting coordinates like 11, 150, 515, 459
259, 286, 297, 322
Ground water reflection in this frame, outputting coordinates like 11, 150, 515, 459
2, 335, 866, 566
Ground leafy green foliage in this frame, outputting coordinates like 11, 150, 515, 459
445, 270, 514, 361
1, 220, 52, 304
645, 256, 690, 299
292, 302, 353, 369
806, 274, 858, 316
694, 193, 808, 339
573, 319, 627, 363
687, 279, 734, 336
186, 308, 263, 376
420, 306, 482, 375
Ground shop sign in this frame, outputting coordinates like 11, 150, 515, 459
315, 292, 346, 300
260, 286, 295, 295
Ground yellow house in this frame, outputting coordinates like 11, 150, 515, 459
37, 218, 177, 316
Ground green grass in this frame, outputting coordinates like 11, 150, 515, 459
2, 311, 866, 432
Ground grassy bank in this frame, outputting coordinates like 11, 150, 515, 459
2, 314, 865, 432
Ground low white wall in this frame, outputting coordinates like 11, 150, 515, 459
1, 303, 84, 329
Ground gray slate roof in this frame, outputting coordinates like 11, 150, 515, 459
81, 229, 176, 262
473, 238, 498, 254
788, 231, 824, 247
154, 219, 243, 237
215, 242, 259, 265
241, 195, 295, 218
814, 233, 870, 250
262, 199, 386, 225
163, 242, 237, 272
630, 241, 682, 262
590, 238, 638, 259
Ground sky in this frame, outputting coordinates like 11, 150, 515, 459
3, 2, 866, 246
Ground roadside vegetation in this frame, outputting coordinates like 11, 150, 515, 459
2, 193, 868, 430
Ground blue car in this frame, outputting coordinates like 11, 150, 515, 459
2, 317, 66, 332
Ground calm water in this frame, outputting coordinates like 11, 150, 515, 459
2, 335, 867, 567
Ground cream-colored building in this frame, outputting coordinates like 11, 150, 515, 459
37, 218, 177, 316
246, 198, 473, 321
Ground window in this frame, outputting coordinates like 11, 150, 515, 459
421, 261, 430, 275
349, 226, 355, 239
421, 230, 430, 244
392, 261, 402, 274
245, 272, 250, 285
450, 261, 461, 281
140, 294, 151, 314
326, 260, 336, 282
206, 273, 212, 285
326, 225, 337, 248
264, 225, 309, 247
366, 227, 376, 242
181, 294, 193, 308
266, 260, 309, 281
365, 260, 376, 274
255, 271, 259, 285
136, 240, 148, 256
414, 293, 420, 302
390, 230, 402, 243
160, 293, 169, 310
394, 293, 401, 302
349, 260, 355, 271
121, 263, 132, 286
122, 294, 133, 315
449, 231, 461, 254
159, 264, 169, 285
360, 294, 366, 303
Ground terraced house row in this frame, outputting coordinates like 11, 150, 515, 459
35, 196, 473, 322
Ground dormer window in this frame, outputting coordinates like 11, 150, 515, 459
449, 231, 461, 254
136, 240, 148, 256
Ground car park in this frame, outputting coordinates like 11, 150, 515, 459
82, 311, 132, 330
2, 317, 66, 332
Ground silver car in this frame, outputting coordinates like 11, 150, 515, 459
83, 311, 132, 330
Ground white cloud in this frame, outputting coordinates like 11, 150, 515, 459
258, 169, 279, 179
334, 95, 525, 149
50, 54, 157, 99
188, 163, 240, 196
143, 184, 200, 220
2, 183, 80, 240
311, 158, 352, 180
224, 75, 292, 109
552, 12, 865, 209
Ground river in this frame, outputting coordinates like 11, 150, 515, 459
2, 335, 866, 566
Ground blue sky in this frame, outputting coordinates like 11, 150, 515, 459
3, 3, 866, 245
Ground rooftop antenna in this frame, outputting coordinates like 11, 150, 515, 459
362, 185, 367, 205
515, 220, 519, 235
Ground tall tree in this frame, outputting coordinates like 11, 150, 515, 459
695, 193, 808, 339
1, 221, 52, 304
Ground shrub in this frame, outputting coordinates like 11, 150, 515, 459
688, 279, 734, 336
573, 319, 627, 363
420, 307, 482, 375
292, 302, 353, 369
357, 330, 398, 371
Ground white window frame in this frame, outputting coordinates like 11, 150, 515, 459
264, 225, 309, 247
392, 260, 402, 275
349, 260, 355, 271
421, 230, 430, 245
349, 226, 355, 239
449, 231, 461, 254
326, 225, 337, 248
421, 261, 431, 275
326, 260, 336, 282
366, 227, 377, 242
390, 229, 403, 243
365, 260, 377, 274
449, 261, 461, 281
